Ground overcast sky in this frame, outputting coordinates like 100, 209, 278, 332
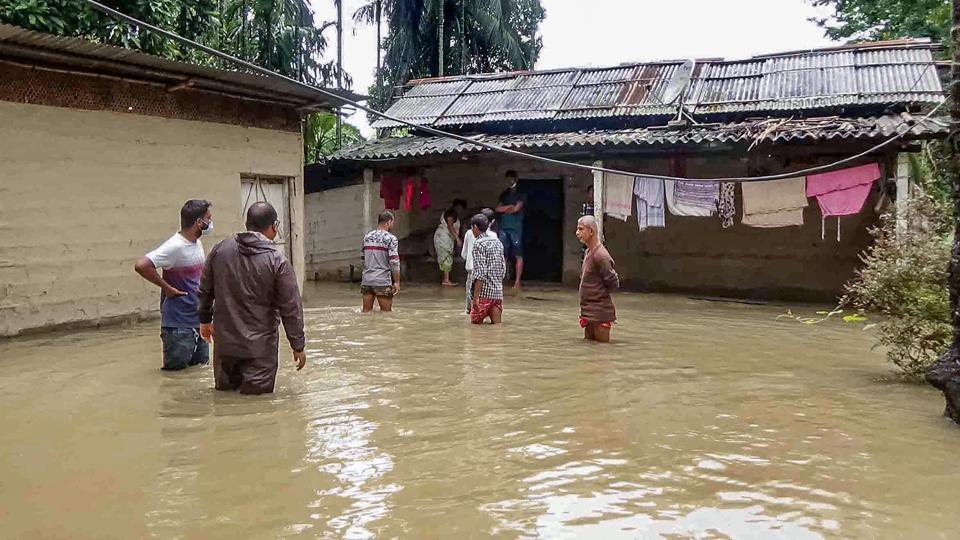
311, 0, 836, 136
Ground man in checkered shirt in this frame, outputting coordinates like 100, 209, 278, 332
469, 213, 506, 324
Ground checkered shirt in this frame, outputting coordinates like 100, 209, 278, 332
471, 235, 506, 300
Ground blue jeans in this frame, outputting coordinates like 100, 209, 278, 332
160, 327, 209, 371
499, 228, 523, 260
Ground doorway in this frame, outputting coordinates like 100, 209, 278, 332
518, 178, 564, 282
240, 175, 292, 259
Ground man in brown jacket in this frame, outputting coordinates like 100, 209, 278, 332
576, 215, 619, 343
198, 202, 306, 394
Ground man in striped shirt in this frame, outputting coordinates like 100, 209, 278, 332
361, 211, 401, 312
469, 213, 506, 324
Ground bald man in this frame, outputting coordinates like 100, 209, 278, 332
575, 215, 619, 343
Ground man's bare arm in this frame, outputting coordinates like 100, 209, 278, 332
134, 257, 185, 297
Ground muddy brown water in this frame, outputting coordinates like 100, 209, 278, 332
1, 283, 957, 539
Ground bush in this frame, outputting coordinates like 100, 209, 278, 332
844, 194, 952, 380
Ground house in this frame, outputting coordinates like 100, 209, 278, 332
308, 40, 946, 302
0, 24, 361, 337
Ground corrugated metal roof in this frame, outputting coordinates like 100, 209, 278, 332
372, 41, 943, 130
0, 24, 363, 109
336, 114, 947, 162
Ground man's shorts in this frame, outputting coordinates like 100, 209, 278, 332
579, 318, 613, 329
499, 229, 523, 259
361, 285, 396, 298
160, 327, 209, 371
471, 298, 503, 324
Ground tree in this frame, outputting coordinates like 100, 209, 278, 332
0, 0, 346, 86
353, 0, 545, 121
810, 0, 950, 43
303, 112, 365, 163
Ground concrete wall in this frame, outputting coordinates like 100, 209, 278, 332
305, 184, 365, 280
0, 101, 304, 337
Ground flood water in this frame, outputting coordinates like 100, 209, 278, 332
1, 283, 958, 539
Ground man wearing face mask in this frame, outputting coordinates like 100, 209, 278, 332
197, 201, 306, 395
135, 199, 213, 371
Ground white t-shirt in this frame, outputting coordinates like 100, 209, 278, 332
145, 233, 205, 327
462, 229, 498, 272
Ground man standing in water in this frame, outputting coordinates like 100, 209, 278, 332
495, 170, 526, 289
576, 215, 619, 343
470, 214, 507, 324
462, 208, 498, 314
197, 202, 305, 394
135, 199, 212, 371
362, 211, 401, 312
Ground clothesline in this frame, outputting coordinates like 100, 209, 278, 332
606, 162, 883, 242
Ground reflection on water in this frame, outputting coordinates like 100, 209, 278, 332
1, 283, 959, 538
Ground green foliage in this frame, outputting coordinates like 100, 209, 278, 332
354, 0, 545, 123
0, 0, 344, 85
810, 0, 950, 43
844, 194, 953, 380
303, 112, 365, 163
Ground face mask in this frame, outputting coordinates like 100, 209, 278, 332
200, 220, 213, 236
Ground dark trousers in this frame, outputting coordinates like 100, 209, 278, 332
160, 327, 209, 371
213, 350, 279, 395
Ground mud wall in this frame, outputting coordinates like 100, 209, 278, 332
0, 101, 303, 337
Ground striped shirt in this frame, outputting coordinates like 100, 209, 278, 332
471, 235, 506, 300
362, 229, 400, 287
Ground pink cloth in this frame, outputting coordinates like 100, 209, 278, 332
806, 163, 880, 216
402, 177, 416, 211
419, 178, 432, 210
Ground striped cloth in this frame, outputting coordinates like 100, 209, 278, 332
634, 176, 666, 231
665, 180, 719, 216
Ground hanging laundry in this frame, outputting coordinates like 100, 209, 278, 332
380, 175, 403, 210
664, 180, 719, 217
718, 182, 736, 228
806, 163, 881, 240
402, 176, 416, 211
604, 173, 634, 221
419, 178, 432, 211
741, 177, 808, 228
634, 176, 665, 231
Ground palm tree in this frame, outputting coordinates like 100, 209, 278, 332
353, 0, 545, 115
221, 0, 345, 86
303, 112, 365, 162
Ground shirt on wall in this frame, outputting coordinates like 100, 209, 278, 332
145, 233, 205, 328
362, 228, 400, 287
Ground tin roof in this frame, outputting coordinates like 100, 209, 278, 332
334, 114, 947, 162
0, 24, 363, 110
372, 41, 943, 130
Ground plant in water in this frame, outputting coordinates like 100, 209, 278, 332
844, 193, 952, 381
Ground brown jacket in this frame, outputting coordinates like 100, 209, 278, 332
579, 244, 619, 322
198, 232, 305, 357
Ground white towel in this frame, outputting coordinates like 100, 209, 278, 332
604, 173, 634, 221
664, 180, 718, 217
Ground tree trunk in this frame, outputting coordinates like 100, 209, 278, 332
926, 0, 960, 423
437, 0, 445, 76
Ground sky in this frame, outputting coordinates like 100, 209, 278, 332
311, 0, 837, 136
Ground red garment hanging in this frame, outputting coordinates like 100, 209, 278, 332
380, 175, 402, 210
419, 178, 433, 210
402, 177, 416, 211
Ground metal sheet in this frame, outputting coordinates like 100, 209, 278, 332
374, 42, 943, 130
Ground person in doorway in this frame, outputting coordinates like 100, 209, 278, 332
362, 211, 401, 312
134, 199, 212, 371
470, 214, 507, 325
451, 198, 468, 234
434, 208, 461, 287
495, 170, 526, 289
582, 184, 595, 217
462, 208, 499, 314
197, 202, 306, 394
576, 215, 619, 343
